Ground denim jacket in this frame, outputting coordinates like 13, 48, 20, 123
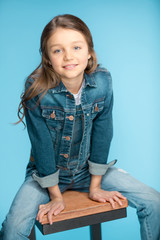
25, 67, 116, 188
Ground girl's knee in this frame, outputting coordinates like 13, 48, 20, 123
139, 192, 160, 217
150, 196, 160, 214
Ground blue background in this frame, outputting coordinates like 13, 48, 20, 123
0, 0, 160, 239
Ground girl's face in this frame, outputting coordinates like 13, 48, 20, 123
47, 28, 91, 84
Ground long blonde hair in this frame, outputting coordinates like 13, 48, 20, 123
18, 14, 98, 124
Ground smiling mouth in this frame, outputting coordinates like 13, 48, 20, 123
63, 64, 78, 70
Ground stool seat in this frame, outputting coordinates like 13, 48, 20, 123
41, 190, 128, 224
29, 190, 128, 240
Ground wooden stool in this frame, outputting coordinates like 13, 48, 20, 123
29, 191, 128, 240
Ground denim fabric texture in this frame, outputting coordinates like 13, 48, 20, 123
25, 67, 115, 188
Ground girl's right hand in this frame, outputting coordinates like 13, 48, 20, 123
36, 197, 65, 225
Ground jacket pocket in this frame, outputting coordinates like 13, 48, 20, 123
42, 108, 64, 149
91, 99, 104, 120
42, 108, 65, 130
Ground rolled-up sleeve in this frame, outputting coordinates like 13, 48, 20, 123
32, 170, 59, 188
88, 160, 117, 175
25, 88, 59, 188
89, 72, 117, 175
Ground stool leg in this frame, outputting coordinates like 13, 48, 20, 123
28, 226, 36, 240
90, 223, 102, 240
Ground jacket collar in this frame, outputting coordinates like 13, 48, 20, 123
84, 72, 96, 88
51, 72, 96, 94
51, 81, 68, 93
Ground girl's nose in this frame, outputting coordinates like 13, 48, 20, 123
64, 50, 73, 61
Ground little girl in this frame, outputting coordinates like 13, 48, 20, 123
0, 14, 160, 240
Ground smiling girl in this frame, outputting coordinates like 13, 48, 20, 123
0, 14, 160, 240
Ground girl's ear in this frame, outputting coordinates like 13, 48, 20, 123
88, 53, 91, 59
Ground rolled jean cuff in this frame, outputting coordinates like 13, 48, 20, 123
88, 159, 117, 175
32, 169, 60, 188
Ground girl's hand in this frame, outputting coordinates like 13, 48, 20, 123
89, 188, 126, 209
36, 197, 65, 225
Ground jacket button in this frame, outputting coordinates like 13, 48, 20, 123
67, 94, 73, 99
95, 104, 99, 112
65, 136, 70, 141
68, 115, 74, 121
50, 111, 55, 118
30, 156, 34, 162
64, 154, 69, 158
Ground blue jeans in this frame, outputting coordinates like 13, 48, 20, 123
0, 166, 160, 240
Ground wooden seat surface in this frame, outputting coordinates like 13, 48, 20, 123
41, 191, 128, 224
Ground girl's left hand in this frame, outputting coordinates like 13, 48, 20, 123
36, 197, 65, 225
89, 188, 126, 209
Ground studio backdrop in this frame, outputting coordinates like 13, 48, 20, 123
0, 0, 160, 239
